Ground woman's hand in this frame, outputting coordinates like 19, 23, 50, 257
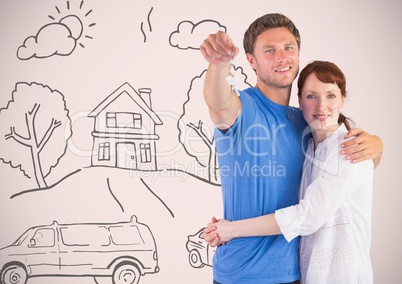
203, 217, 233, 247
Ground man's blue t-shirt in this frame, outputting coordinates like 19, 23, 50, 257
213, 88, 308, 283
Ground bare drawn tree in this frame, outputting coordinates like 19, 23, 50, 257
0, 82, 72, 188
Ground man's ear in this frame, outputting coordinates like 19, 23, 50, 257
246, 53, 257, 70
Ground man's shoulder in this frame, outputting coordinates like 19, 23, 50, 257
288, 105, 302, 114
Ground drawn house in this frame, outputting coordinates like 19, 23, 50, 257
88, 82, 163, 171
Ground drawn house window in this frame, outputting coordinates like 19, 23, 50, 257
132, 113, 142, 129
106, 112, 117, 127
106, 112, 142, 129
140, 143, 151, 163
99, 142, 110, 161
29, 229, 55, 247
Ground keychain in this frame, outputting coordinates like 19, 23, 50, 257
225, 51, 241, 97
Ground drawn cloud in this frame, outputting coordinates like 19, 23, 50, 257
17, 16, 83, 60
169, 20, 226, 50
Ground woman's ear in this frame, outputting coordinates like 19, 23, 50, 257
340, 96, 346, 109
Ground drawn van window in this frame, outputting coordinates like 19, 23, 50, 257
60, 225, 111, 247
109, 225, 144, 245
29, 228, 55, 248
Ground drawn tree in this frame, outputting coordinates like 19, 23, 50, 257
178, 67, 251, 183
0, 82, 72, 188
178, 70, 217, 183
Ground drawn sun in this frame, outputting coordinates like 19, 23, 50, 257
48, 0, 96, 48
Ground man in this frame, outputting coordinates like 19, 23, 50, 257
200, 13, 382, 284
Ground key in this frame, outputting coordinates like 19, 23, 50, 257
225, 51, 240, 97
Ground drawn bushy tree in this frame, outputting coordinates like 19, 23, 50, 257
178, 67, 251, 183
0, 82, 72, 188
178, 70, 218, 183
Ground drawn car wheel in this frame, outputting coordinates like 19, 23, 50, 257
189, 249, 205, 268
112, 263, 141, 284
0, 264, 27, 284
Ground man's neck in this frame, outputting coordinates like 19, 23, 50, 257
255, 83, 292, 106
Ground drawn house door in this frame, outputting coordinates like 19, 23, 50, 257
116, 142, 137, 170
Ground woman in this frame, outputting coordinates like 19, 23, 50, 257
203, 61, 374, 283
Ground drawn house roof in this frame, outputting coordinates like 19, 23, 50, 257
88, 82, 162, 125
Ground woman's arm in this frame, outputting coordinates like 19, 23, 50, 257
203, 214, 281, 246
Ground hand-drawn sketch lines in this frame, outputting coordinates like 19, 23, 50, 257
0, 82, 72, 189
88, 82, 163, 172
140, 7, 153, 43
2, 0, 246, 281
169, 20, 226, 50
0, 215, 159, 284
185, 227, 216, 269
17, 0, 95, 60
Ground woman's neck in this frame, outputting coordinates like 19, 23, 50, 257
311, 124, 340, 150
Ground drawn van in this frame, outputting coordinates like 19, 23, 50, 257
0, 215, 159, 284
185, 228, 216, 268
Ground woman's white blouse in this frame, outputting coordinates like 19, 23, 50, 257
275, 124, 374, 283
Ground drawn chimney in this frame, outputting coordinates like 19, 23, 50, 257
138, 88, 152, 109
